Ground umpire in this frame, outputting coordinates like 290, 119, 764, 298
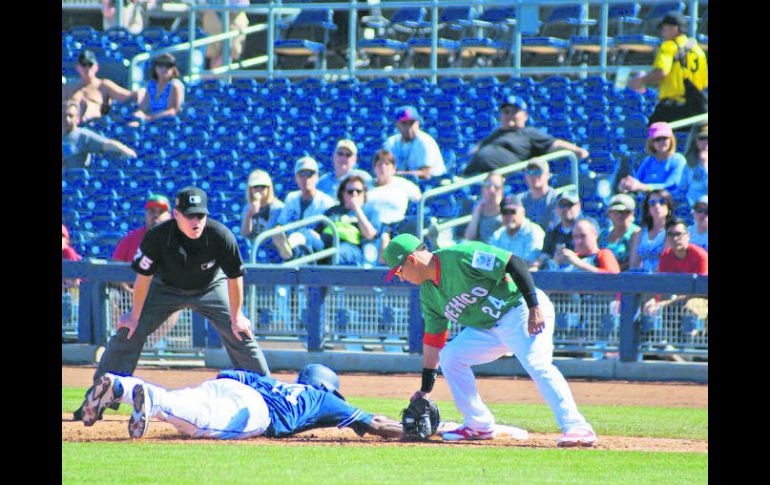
76, 186, 271, 421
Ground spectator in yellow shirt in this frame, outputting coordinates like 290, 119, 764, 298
630, 12, 708, 125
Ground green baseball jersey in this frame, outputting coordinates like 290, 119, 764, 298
420, 241, 523, 334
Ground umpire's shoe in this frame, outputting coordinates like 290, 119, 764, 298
82, 374, 124, 426
128, 383, 151, 439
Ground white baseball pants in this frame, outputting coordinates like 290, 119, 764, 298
113, 375, 271, 439
438, 289, 593, 434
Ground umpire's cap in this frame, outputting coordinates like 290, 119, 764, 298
175, 186, 209, 216
297, 364, 345, 400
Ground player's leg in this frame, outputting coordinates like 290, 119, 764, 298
190, 278, 271, 376
501, 289, 595, 445
438, 326, 508, 437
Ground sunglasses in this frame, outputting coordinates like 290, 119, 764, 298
694, 207, 708, 214
501, 209, 518, 215
648, 199, 667, 206
652, 137, 669, 143
183, 213, 206, 221
297, 170, 316, 178
525, 168, 544, 176
336, 151, 354, 157
666, 231, 687, 238
346, 188, 364, 195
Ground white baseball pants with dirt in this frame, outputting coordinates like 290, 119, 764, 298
438, 288, 593, 434
112, 375, 271, 439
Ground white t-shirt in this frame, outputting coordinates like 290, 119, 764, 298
383, 131, 446, 177
365, 176, 422, 225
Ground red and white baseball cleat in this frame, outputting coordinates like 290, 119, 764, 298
441, 425, 495, 441
557, 429, 597, 447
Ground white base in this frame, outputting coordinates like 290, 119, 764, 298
437, 422, 529, 441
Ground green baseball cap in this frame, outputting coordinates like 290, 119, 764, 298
383, 234, 422, 282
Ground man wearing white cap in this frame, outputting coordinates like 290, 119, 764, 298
272, 157, 336, 260
317, 139, 373, 198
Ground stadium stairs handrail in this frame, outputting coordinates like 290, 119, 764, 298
250, 214, 340, 265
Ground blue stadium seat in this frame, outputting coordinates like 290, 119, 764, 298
274, 8, 337, 69
358, 8, 428, 65
522, 5, 596, 64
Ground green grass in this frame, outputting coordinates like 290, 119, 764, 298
63, 442, 707, 485
63, 388, 708, 441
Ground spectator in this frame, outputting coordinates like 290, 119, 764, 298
62, 49, 139, 123
463, 172, 505, 243
598, 194, 642, 272
382, 106, 446, 180
201, 0, 250, 69
628, 189, 675, 273
62, 101, 137, 170
487, 194, 545, 267
516, 158, 561, 230
630, 12, 708, 125
683, 122, 708, 168
532, 192, 594, 271
102, 0, 151, 34
617, 122, 686, 194
240, 169, 285, 262
677, 124, 708, 206
366, 149, 422, 226
132, 53, 185, 124
554, 219, 620, 273
308, 175, 380, 266
462, 96, 589, 177
316, 139, 373, 198
688, 195, 708, 252
272, 157, 336, 261
658, 219, 708, 275
62, 224, 82, 262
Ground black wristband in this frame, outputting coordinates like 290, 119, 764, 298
421, 368, 438, 393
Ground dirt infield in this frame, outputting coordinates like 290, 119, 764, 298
62, 365, 708, 453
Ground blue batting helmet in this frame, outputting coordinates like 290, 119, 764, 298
297, 364, 344, 399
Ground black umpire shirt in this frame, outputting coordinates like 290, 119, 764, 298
131, 218, 245, 290
462, 127, 556, 177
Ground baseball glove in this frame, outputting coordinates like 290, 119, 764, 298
401, 396, 441, 440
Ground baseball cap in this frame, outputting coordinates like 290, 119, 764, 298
658, 11, 687, 30
526, 158, 550, 173
648, 122, 673, 139
383, 234, 422, 282
694, 195, 708, 208
145, 193, 171, 211
247, 170, 272, 187
500, 194, 523, 211
335, 139, 358, 155
500, 95, 528, 112
394, 105, 421, 124
78, 49, 97, 66
558, 191, 580, 205
294, 156, 319, 174
607, 193, 636, 212
175, 186, 209, 216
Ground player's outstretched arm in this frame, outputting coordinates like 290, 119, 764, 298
359, 415, 404, 439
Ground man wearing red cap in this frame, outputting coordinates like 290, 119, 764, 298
113, 194, 173, 263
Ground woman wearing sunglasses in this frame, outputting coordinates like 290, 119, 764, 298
132, 53, 185, 124
677, 123, 708, 207
308, 175, 380, 266
617, 122, 686, 195
628, 189, 675, 272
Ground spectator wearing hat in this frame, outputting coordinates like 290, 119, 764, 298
630, 11, 708, 124
532, 192, 595, 271
317, 139, 373, 198
677, 124, 708, 207
487, 194, 545, 268
62, 49, 139, 123
382, 106, 446, 180
62, 101, 138, 170
132, 53, 185, 124
629, 189, 675, 273
599, 194, 642, 272
240, 170, 285, 258
516, 158, 561, 230
272, 157, 336, 261
113, 194, 173, 263
554, 219, 620, 273
688, 195, 708, 252
462, 96, 589, 178
617, 122, 686, 194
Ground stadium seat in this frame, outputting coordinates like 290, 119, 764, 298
459, 6, 516, 64
274, 8, 337, 69
569, 3, 641, 63
358, 8, 429, 67
406, 7, 477, 66
615, 2, 684, 62
521, 5, 596, 65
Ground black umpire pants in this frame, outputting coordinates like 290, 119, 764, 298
94, 276, 271, 380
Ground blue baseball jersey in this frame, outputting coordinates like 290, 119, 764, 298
217, 370, 373, 438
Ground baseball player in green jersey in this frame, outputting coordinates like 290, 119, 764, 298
384, 234, 596, 447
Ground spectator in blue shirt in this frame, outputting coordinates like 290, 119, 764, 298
677, 123, 708, 206
617, 122, 686, 194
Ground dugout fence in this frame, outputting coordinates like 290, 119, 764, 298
62, 261, 707, 362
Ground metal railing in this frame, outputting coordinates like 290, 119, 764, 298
250, 214, 340, 266
63, 260, 707, 362
416, 150, 579, 241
